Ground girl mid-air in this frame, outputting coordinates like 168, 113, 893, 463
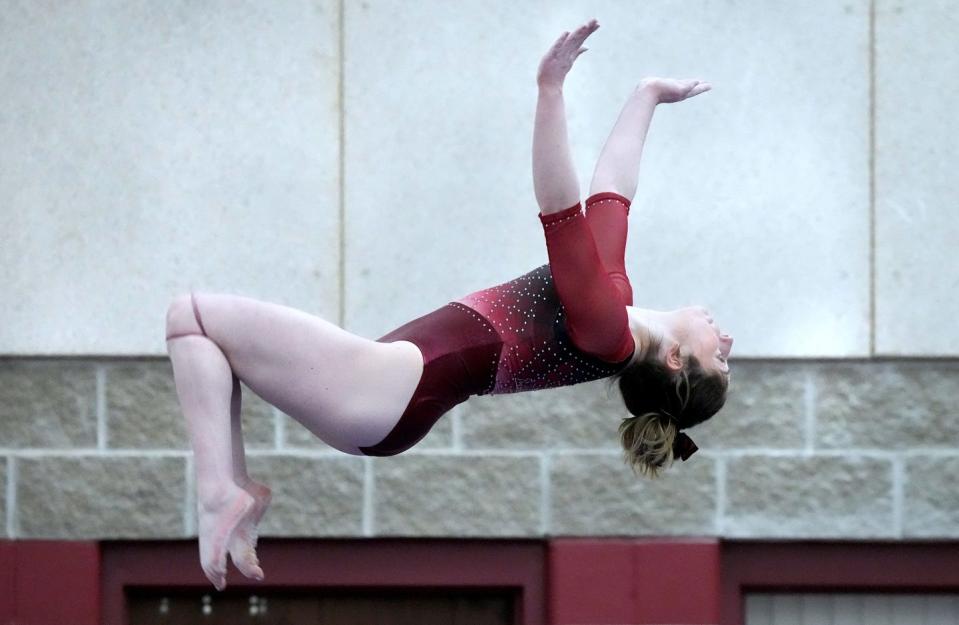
166, 18, 733, 591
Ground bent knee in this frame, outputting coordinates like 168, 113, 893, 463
165, 292, 205, 339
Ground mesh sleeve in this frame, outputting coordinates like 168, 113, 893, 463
539, 203, 635, 363
584, 191, 633, 306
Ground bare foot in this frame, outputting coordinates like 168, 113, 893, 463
227, 480, 272, 581
197, 484, 256, 591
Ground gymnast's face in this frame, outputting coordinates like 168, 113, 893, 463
671, 306, 733, 375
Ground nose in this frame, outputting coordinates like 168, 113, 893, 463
720, 334, 734, 355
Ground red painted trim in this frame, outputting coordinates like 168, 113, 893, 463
720, 541, 959, 625
0, 540, 100, 625
0, 541, 14, 623
549, 539, 721, 625
633, 540, 720, 624
548, 540, 634, 623
101, 539, 545, 625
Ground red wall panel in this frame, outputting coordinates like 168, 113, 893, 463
0, 541, 15, 624
549, 539, 721, 625
0, 541, 100, 625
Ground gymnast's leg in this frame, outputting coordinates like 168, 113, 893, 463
224, 373, 271, 581
165, 292, 422, 590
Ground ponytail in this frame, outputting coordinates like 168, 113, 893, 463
618, 411, 678, 477
614, 351, 727, 478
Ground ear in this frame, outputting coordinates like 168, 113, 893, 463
664, 342, 684, 372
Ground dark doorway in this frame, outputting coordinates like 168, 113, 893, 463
102, 539, 545, 625
127, 588, 513, 625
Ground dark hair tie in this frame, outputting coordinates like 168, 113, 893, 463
673, 432, 698, 461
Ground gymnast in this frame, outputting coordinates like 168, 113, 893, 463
165, 18, 732, 591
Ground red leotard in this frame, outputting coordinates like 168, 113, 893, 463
360, 192, 635, 456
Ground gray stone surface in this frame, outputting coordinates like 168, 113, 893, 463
245, 455, 364, 536
903, 456, 959, 537
0, 360, 97, 448
17, 456, 186, 538
0, 1, 341, 355
283, 410, 454, 450
374, 455, 541, 536
0, 458, 6, 536
461, 381, 623, 451
108, 360, 274, 450
875, 0, 959, 355
550, 453, 716, 536
694, 361, 807, 449
815, 362, 959, 449
724, 455, 894, 537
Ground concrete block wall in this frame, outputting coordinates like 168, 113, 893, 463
2, 1, 958, 541
3, 358, 959, 540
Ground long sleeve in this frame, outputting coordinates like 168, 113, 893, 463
540, 202, 635, 363
584, 191, 633, 306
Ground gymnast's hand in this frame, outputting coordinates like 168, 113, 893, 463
640, 77, 712, 104
537, 18, 600, 89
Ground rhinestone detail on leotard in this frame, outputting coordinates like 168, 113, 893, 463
456, 265, 632, 394
446, 301, 500, 394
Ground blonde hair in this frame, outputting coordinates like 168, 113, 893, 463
618, 411, 678, 478
614, 353, 728, 478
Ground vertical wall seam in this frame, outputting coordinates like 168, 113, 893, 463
869, 0, 877, 356
892, 455, 904, 538
804, 366, 817, 453
6, 457, 15, 539
362, 456, 374, 536
715, 455, 726, 536
337, 0, 346, 327
274, 407, 284, 450
540, 452, 551, 535
451, 406, 463, 451
185, 454, 195, 535
96, 365, 107, 450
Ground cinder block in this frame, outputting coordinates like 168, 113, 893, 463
815, 362, 959, 449
283, 411, 454, 450
108, 360, 273, 450
461, 381, 622, 451
550, 453, 716, 535
875, 0, 959, 355
245, 455, 364, 536
374, 454, 541, 536
693, 361, 807, 449
0, 361, 96, 448
904, 456, 959, 538
17, 456, 186, 538
724, 455, 894, 537
0, 458, 6, 536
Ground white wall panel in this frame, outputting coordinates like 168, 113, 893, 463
0, 1, 340, 355
343, 0, 548, 337
344, 0, 870, 356
747, 593, 959, 625
875, 0, 959, 355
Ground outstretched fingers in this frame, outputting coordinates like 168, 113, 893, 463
538, 19, 599, 87
566, 18, 599, 50
688, 81, 712, 97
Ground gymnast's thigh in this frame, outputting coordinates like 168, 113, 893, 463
192, 292, 424, 454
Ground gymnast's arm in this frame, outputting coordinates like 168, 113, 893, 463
532, 21, 596, 215
533, 21, 634, 362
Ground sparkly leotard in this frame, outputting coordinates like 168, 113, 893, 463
360, 192, 635, 456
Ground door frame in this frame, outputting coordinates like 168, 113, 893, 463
721, 541, 959, 624
101, 538, 545, 625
